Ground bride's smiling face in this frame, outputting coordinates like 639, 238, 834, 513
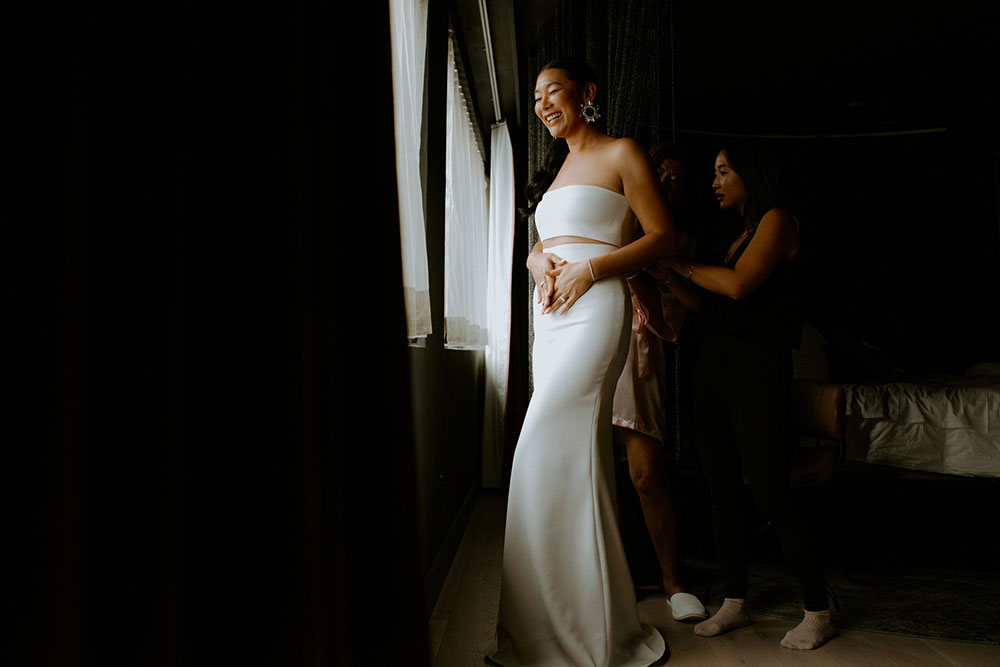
534, 69, 592, 138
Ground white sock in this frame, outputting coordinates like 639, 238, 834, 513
780, 609, 837, 650
694, 598, 752, 637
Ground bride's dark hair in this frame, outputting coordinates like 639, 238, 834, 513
522, 57, 600, 220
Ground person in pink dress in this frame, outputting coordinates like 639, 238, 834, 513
611, 143, 708, 623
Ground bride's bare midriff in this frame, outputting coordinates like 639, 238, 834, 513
542, 235, 617, 249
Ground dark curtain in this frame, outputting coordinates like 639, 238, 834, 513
21, 3, 428, 666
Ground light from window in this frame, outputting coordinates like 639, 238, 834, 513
390, 0, 432, 339
444, 35, 488, 348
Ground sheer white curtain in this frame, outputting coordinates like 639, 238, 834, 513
444, 36, 488, 348
390, 0, 431, 338
481, 122, 515, 487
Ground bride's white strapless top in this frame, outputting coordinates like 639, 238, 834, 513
535, 185, 632, 247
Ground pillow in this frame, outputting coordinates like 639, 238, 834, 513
965, 362, 1000, 378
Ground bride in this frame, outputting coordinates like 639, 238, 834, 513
489, 57, 678, 667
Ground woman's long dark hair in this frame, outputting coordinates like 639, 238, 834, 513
716, 140, 805, 251
522, 57, 601, 220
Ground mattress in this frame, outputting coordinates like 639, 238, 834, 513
844, 364, 1000, 478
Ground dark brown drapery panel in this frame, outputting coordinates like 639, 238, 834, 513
22, 4, 428, 666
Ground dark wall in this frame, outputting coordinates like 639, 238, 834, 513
409, 346, 484, 600
673, 0, 999, 136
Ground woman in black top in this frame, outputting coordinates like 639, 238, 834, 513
656, 142, 836, 650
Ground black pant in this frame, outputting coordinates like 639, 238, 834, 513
694, 335, 828, 611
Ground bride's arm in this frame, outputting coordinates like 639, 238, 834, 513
590, 138, 678, 279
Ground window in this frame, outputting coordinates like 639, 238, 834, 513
390, 0, 432, 339
443, 34, 488, 348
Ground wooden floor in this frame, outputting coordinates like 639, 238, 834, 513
428, 491, 1000, 667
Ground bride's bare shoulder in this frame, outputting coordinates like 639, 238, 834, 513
601, 137, 648, 164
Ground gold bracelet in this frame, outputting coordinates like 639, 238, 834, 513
687, 263, 695, 280
588, 259, 596, 282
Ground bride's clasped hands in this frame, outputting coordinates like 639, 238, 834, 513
528, 249, 598, 316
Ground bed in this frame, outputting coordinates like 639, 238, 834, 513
843, 363, 1000, 478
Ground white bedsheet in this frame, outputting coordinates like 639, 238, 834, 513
844, 372, 1000, 478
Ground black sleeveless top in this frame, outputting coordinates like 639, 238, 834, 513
696, 222, 805, 350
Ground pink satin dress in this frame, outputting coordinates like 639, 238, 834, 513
612, 230, 694, 444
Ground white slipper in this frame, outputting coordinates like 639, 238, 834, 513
668, 592, 708, 621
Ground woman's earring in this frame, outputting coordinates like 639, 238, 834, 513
579, 99, 600, 124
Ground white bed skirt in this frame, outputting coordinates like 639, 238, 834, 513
844, 372, 1000, 478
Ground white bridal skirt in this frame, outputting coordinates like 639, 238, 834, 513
490, 244, 665, 667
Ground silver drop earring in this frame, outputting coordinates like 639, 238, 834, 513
579, 99, 600, 124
